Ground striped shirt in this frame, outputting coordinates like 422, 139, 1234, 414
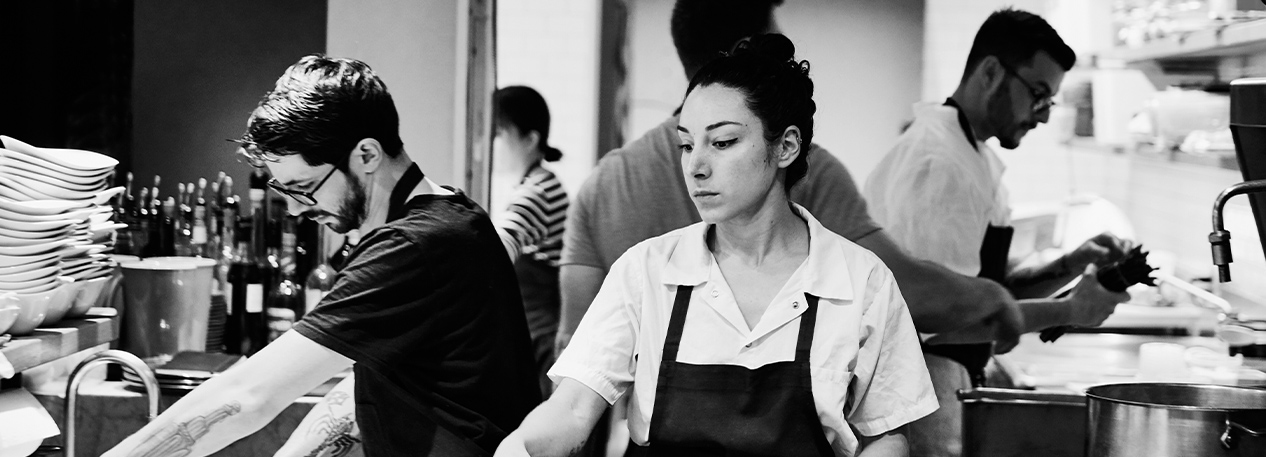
496, 163, 568, 266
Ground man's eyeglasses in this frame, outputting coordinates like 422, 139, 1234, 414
998, 63, 1056, 112
268, 166, 337, 206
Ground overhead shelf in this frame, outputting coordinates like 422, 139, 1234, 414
1105, 19, 1266, 64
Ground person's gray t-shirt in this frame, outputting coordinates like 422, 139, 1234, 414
562, 117, 882, 272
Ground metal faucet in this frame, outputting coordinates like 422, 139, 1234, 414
64, 350, 160, 457
1209, 179, 1266, 282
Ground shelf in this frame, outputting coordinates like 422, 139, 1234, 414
1106, 19, 1266, 63
1, 308, 119, 374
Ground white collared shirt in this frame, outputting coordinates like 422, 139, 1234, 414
864, 102, 1011, 277
550, 204, 937, 457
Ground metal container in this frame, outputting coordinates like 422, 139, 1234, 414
959, 388, 1087, 457
1087, 383, 1266, 456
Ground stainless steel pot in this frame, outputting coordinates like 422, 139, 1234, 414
1087, 383, 1266, 456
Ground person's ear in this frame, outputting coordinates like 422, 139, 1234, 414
775, 126, 802, 169
349, 138, 384, 175
977, 56, 1007, 96
526, 130, 541, 152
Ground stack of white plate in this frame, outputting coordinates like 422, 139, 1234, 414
0, 136, 123, 332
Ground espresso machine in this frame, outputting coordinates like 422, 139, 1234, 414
1211, 77, 1266, 282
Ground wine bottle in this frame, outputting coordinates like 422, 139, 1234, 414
304, 226, 337, 316
191, 178, 208, 256
266, 218, 302, 343
226, 215, 266, 355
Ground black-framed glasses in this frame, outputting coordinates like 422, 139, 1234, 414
268, 166, 337, 206
998, 63, 1056, 112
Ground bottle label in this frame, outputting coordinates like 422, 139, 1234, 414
192, 226, 207, 244
304, 289, 329, 314
250, 189, 266, 202
266, 308, 296, 343
247, 284, 264, 313
224, 283, 233, 315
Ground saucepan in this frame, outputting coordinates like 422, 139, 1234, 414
1086, 383, 1266, 456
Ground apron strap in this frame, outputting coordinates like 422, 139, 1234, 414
661, 285, 694, 363
794, 293, 819, 363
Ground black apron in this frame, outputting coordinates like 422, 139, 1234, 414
625, 285, 835, 457
920, 99, 1015, 387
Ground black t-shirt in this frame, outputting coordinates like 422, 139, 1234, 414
293, 183, 541, 456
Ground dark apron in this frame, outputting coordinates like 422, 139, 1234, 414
625, 285, 835, 457
921, 224, 1013, 387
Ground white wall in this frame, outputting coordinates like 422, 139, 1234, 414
327, 0, 461, 186
625, 0, 925, 189
495, 0, 600, 200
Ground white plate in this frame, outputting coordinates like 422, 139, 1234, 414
0, 180, 46, 200
87, 212, 112, 225
0, 275, 56, 291
59, 256, 99, 271
0, 148, 113, 178
0, 157, 108, 185
12, 279, 58, 294
0, 215, 77, 232
0, 224, 71, 240
0, 258, 58, 276
0, 196, 91, 216
68, 267, 111, 282
0, 251, 58, 268
89, 222, 126, 233
0, 175, 97, 201
91, 187, 124, 206
0, 205, 92, 223
0, 239, 66, 257
58, 244, 105, 259
0, 136, 118, 171
0, 265, 59, 283
1, 166, 106, 192
0, 232, 61, 247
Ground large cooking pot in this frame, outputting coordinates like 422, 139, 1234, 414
1087, 383, 1266, 456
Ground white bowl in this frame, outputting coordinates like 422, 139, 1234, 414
0, 196, 90, 216
0, 150, 112, 179
0, 181, 44, 201
0, 258, 57, 276
67, 276, 109, 318
7, 289, 52, 335
0, 252, 58, 269
0, 294, 19, 335
0, 265, 58, 283
0, 275, 56, 291
42, 277, 78, 325
1, 166, 105, 192
0, 157, 108, 186
0, 205, 92, 224
12, 280, 58, 295
90, 187, 125, 205
0, 175, 97, 201
0, 223, 71, 240
0, 232, 60, 247
0, 135, 118, 172
0, 216, 76, 232
0, 239, 66, 257
87, 212, 112, 225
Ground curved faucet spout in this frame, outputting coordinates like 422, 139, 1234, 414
1210, 179, 1266, 282
64, 350, 160, 457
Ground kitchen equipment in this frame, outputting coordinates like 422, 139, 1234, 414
959, 388, 1086, 457
64, 350, 159, 457
1087, 383, 1266, 456
119, 257, 216, 366
1216, 78, 1266, 281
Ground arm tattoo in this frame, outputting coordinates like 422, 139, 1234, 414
304, 390, 361, 457
131, 402, 242, 457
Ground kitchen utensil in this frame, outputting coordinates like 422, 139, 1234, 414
1041, 246, 1157, 342
119, 258, 216, 365
1087, 383, 1266, 456
959, 388, 1086, 457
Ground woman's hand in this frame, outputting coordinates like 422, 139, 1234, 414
1064, 264, 1130, 327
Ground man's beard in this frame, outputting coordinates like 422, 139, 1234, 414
325, 171, 369, 234
986, 87, 1035, 150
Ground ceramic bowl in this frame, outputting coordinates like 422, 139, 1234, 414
0, 293, 19, 335
0, 175, 97, 201
0, 150, 112, 180
1, 166, 105, 192
0, 274, 56, 292
0, 265, 58, 283
0, 196, 89, 216
7, 288, 52, 335
90, 187, 125, 205
0, 205, 94, 224
0, 239, 66, 257
0, 135, 118, 172
0, 224, 71, 241
0, 258, 57, 277
0, 216, 75, 233
0, 252, 58, 269
42, 277, 79, 325
67, 275, 110, 318
0, 157, 106, 186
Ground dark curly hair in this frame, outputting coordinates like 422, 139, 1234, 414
685, 33, 815, 193
236, 54, 404, 169
494, 86, 562, 162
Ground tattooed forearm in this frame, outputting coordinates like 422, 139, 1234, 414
130, 402, 243, 457
303, 413, 361, 457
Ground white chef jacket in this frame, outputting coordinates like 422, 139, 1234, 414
550, 204, 937, 457
864, 102, 1012, 277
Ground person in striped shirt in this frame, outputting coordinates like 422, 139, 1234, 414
492, 85, 570, 396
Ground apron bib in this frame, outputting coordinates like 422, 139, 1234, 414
625, 285, 834, 457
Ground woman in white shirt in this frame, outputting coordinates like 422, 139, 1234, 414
497, 34, 936, 457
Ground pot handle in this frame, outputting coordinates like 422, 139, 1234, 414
1221, 416, 1266, 450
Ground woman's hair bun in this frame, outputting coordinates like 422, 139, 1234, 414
730, 34, 810, 76
543, 146, 563, 162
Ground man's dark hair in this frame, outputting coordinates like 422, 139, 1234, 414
670, 0, 784, 82
687, 33, 815, 193
238, 54, 404, 169
961, 8, 1075, 82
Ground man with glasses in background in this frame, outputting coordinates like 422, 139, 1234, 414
864, 9, 1131, 457
105, 54, 540, 457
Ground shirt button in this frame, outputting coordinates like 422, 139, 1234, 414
793, 301, 800, 309
710, 289, 720, 298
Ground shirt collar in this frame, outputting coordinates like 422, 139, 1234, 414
660, 203, 854, 301
387, 163, 425, 223
943, 97, 979, 152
